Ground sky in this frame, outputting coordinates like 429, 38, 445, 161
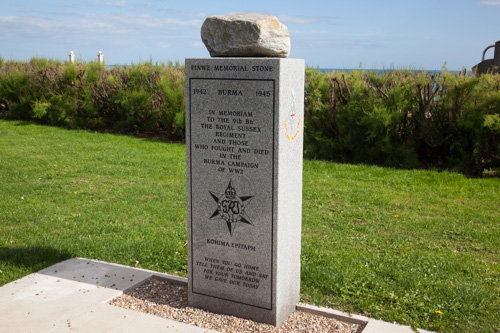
1, 0, 499, 70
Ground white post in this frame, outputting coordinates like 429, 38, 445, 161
98, 51, 103, 65
69, 51, 75, 64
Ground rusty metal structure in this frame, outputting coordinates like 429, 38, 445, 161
472, 40, 500, 75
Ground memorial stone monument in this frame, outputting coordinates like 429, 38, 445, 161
186, 13, 305, 326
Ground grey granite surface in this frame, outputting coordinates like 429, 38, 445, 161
186, 58, 304, 326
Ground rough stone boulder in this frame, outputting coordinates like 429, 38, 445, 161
201, 13, 290, 57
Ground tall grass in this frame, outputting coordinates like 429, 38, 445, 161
0, 58, 185, 140
304, 68, 500, 175
0, 58, 499, 175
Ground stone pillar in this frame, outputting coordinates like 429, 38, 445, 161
98, 51, 103, 65
69, 51, 75, 64
185, 13, 304, 327
186, 57, 304, 327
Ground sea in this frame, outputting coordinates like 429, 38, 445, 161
317, 68, 468, 76
106, 65, 467, 76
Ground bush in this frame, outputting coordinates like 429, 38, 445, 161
1, 59, 498, 175
0, 59, 185, 141
304, 68, 500, 175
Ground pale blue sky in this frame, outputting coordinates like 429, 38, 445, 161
1, 0, 499, 70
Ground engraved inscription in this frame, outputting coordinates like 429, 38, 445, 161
198, 256, 270, 290
189, 78, 274, 309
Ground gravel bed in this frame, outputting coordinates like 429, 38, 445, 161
110, 276, 364, 333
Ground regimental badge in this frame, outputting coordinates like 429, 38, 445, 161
209, 180, 254, 236
284, 88, 301, 141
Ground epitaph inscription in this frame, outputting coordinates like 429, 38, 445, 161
189, 77, 275, 309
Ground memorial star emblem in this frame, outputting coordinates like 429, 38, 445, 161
209, 180, 254, 235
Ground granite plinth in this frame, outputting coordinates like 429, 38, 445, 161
185, 58, 304, 326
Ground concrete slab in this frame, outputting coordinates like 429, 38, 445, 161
52, 302, 215, 333
296, 303, 434, 333
0, 258, 433, 333
0, 258, 216, 333
37, 257, 153, 290
363, 318, 435, 333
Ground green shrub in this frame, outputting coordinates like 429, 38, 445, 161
157, 64, 185, 139
0, 59, 498, 175
303, 68, 500, 175
31, 100, 50, 119
0, 59, 186, 140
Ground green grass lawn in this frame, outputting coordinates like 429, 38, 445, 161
0, 120, 498, 333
